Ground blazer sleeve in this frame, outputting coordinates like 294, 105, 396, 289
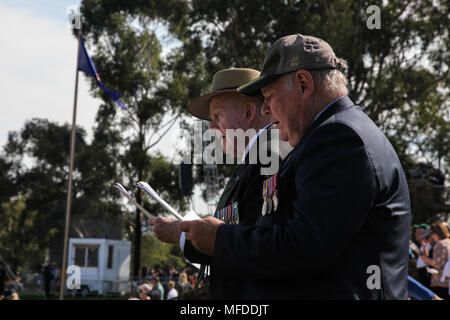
212, 123, 377, 278
184, 240, 212, 265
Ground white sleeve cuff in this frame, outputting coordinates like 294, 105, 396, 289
179, 211, 200, 253
180, 232, 186, 252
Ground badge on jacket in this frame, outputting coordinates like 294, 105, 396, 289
214, 202, 239, 224
262, 174, 278, 216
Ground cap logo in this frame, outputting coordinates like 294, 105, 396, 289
291, 56, 299, 66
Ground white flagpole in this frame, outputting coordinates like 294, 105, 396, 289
59, 26, 82, 300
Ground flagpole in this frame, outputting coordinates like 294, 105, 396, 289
59, 26, 82, 300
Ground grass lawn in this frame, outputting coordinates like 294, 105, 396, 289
19, 292, 129, 300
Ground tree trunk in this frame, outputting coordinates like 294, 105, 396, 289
133, 186, 142, 280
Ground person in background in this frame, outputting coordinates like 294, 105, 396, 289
414, 225, 432, 288
169, 265, 179, 282
128, 283, 151, 300
150, 275, 164, 300
155, 276, 164, 300
42, 261, 57, 299
167, 280, 179, 300
420, 222, 450, 299
178, 271, 192, 295
148, 278, 161, 300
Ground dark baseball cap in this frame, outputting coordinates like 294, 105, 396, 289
238, 34, 343, 95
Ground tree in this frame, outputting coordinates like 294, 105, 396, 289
0, 196, 53, 274
80, 0, 191, 279
0, 118, 124, 271
170, 0, 450, 221
140, 234, 185, 272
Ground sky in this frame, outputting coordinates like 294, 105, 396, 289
0, 1, 99, 147
0, 1, 210, 214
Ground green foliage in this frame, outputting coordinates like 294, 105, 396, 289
0, 118, 124, 272
80, 0, 449, 227
170, 0, 450, 221
140, 234, 185, 271
0, 196, 57, 273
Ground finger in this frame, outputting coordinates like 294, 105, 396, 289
148, 217, 158, 226
179, 221, 191, 232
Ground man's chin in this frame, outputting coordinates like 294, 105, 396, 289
222, 144, 245, 160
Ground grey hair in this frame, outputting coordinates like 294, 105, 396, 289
286, 59, 349, 95
309, 59, 349, 95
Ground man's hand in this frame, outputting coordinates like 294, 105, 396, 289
179, 216, 225, 256
148, 216, 181, 244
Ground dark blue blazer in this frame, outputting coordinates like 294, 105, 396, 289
212, 96, 411, 299
184, 126, 292, 299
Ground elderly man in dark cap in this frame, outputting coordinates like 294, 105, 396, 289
180, 34, 411, 299
149, 68, 291, 299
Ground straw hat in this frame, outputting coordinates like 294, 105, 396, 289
188, 68, 260, 120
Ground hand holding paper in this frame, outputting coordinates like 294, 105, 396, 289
179, 216, 225, 256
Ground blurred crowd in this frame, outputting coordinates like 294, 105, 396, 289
409, 221, 450, 300
129, 265, 203, 300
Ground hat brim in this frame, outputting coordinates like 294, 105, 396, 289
420, 229, 433, 239
188, 89, 237, 121
237, 74, 280, 96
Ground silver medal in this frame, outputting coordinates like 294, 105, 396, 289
262, 200, 267, 216
273, 194, 278, 212
267, 198, 273, 214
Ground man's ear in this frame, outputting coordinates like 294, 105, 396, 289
245, 102, 256, 122
294, 69, 315, 99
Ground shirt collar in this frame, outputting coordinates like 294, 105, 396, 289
312, 96, 346, 124
241, 123, 272, 163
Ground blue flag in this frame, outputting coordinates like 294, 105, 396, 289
77, 37, 126, 109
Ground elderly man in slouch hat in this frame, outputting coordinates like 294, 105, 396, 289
180, 34, 411, 299
149, 68, 291, 299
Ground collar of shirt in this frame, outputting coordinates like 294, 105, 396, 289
312, 95, 346, 124
241, 123, 272, 163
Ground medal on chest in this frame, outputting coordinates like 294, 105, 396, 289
215, 201, 239, 224
262, 174, 278, 216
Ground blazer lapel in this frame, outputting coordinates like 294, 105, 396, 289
216, 165, 242, 210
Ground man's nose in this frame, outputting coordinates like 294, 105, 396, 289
261, 100, 271, 115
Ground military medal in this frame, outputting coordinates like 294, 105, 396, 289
267, 178, 273, 214
261, 201, 267, 216
272, 174, 278, 211
215, 202, 240, 224
262, 179, 268, 215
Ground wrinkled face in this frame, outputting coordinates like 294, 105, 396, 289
260, 74, 308, 147
209, 94, 249, 156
